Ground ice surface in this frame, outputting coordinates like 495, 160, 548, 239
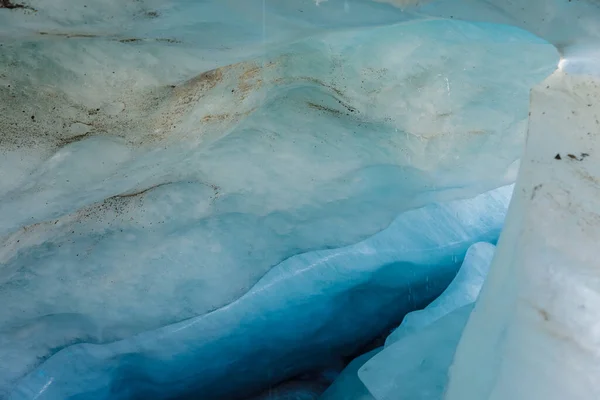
320, 241, 495, 400
360, 306, 473, 400
320, 349, 380, 400
1, 0, 598, 399
319, 242, 492, 400
246, 364, 344, 400
385, 242, 495, 345
7, 186, 511, 400
0, 18, 555, 234
353, 241, 494, 400
446, 71, 600, 400
248, 379, 329, 400
0, 4, 556, 397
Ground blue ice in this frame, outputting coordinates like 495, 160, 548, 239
1, 0, 584, 399
8, 186, 510, 400
385, 242, 496, 346
322, 242, 496, 400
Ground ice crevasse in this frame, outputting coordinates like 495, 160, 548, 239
0, 0, 599, 399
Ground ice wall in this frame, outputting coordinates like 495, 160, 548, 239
384, 242, 495, 346
321, 241, 495, 400
1, 0, 598, 399
0, 2, 558, 397
8, 187, 511, 400
361, 306, 473, 400
445, 71, 600, 400
435, 1, 600, 399
321, 349, 380, 400
352, 1, 600, 398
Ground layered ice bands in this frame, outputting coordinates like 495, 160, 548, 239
9, 186, 511, 400
1, 0, 599, 399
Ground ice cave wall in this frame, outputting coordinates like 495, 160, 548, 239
8, 188, 511, 400
440, 2, 600, 400
446, 71, 600, 400
1, 0, 600, 399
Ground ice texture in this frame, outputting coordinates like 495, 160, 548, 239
322, 241, 495, 400
248, 379, 329, 400
1, 0, 598, 399
0, 3, 557, 397
446, 71, 600, 400
360, 306, 473, 400
7, 186, 511, 400
352, 242, 493, 400
320, 349, 380, 400
385, 242, 495, 346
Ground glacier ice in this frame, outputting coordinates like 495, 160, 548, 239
357, 242, 495, 400
446, 71, 600, 400
384, 242, 495, 346
322, 241, 495, 400
320, 349, 380, 400
360, 306, 473, 400
1, 0, 599, 399
7, 186, 511, 399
